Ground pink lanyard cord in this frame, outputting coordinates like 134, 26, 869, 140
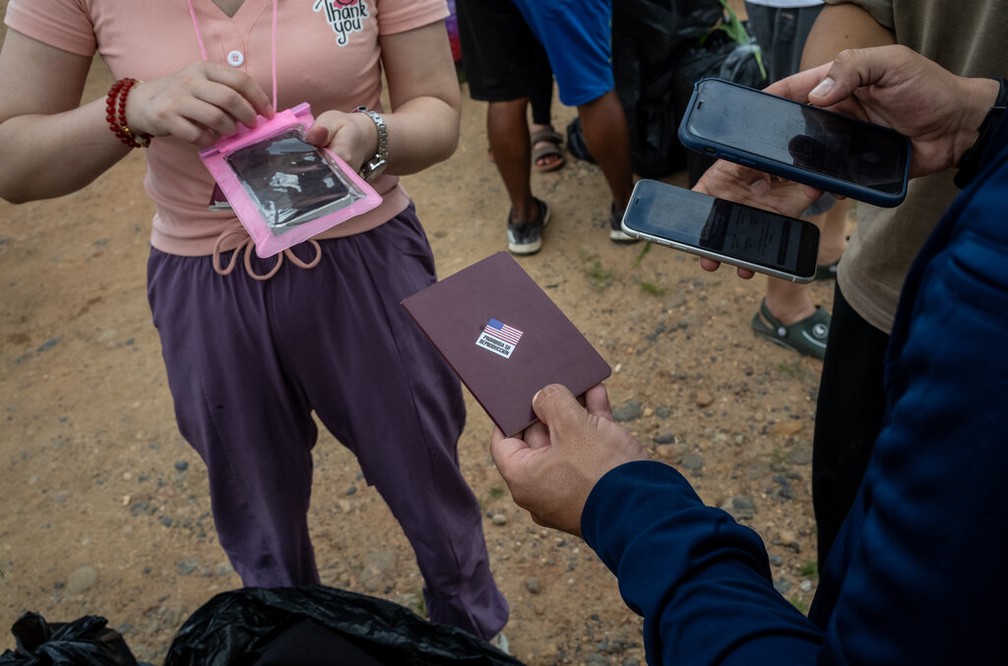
185, 0, 279, 109
189, 0, 305, 281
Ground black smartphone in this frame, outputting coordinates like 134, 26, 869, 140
620, 179, 821, 283
678, 78, 911, 207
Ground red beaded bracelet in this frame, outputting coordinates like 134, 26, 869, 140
105, 78, 151, 148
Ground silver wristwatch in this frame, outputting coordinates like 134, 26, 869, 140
353, 106, 388, 182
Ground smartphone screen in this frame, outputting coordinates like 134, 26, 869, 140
679, 78, 910, 207
621, 179, 820, 283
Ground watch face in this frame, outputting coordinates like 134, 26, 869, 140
360, 156, 386, 182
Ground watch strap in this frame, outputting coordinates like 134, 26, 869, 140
353, 106, 388, 181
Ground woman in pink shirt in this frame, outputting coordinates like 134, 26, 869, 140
0, 0, 508, 643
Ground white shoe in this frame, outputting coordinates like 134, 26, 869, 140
490, 631, 510, 655
610, 204, 639, 244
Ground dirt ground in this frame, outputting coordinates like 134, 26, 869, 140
0, 10, 832, 666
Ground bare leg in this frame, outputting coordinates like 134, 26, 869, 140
487, 99, 539, 224
764, 276, 817, 325
576, 90, 634, 212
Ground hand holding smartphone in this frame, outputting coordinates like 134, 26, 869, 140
679, 78, 911, 207
620, 179, 821, 283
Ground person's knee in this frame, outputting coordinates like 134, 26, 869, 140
576, 90, 629, 138
576, 88, 616, 110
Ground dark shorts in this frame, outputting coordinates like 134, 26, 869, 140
743, 2, 824, 82
456, 0, 552, 102
509, 0, 614, 106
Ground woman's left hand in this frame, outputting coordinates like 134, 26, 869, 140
304, 109, 377, 174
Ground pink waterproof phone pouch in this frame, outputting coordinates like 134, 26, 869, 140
200, 103, 382, 258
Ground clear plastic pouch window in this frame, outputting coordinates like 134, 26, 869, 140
201, 103, 382, 258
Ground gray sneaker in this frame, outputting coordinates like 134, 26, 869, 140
609, 203, 638, 243
507, 198, 551, 255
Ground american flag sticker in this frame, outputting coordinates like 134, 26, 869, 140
476, 318, 523, 358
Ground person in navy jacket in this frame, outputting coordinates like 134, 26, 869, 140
491, 45, 1008, 665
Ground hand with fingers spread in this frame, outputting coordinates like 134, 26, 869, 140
126, 61, 274, 148
768, 45, 1001, 179
490, 384, 649, 537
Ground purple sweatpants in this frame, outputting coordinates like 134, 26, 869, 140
146, 205, 508, 639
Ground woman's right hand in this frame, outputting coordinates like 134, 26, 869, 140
125, 62, 274, 148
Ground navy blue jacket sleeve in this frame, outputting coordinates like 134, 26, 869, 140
581, 461, 823, 664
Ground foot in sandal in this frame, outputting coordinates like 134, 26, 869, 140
530, 124, 565, 173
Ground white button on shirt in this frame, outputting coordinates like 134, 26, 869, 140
227, 50, 245, 67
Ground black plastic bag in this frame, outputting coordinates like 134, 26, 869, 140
567, 1, 757, 179
163, 585, 524, 665
674, 29, 769, 185
0, 613, 141, 666
565, 0, 724, 175
611, 0, 724, 177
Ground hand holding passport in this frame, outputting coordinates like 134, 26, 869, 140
402, 252, 611, 436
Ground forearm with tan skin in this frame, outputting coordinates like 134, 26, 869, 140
306, 21, 461, 177
0, 32, 128, 203
0, 30, 272, 204
0, 20, 457, 205
800, 3, 896, 70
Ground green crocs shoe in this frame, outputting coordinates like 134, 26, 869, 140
751, 299, 830, 359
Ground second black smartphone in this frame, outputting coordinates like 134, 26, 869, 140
620, 179, 821, 283
678, 78, 911, 207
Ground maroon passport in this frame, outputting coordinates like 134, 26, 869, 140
402, 252, 611, 437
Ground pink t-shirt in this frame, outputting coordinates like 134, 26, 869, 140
5, 0, 450, 256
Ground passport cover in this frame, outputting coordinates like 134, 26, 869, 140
401, 252, 612, 437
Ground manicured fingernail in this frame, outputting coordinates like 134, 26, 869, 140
810, 76, 835, 98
